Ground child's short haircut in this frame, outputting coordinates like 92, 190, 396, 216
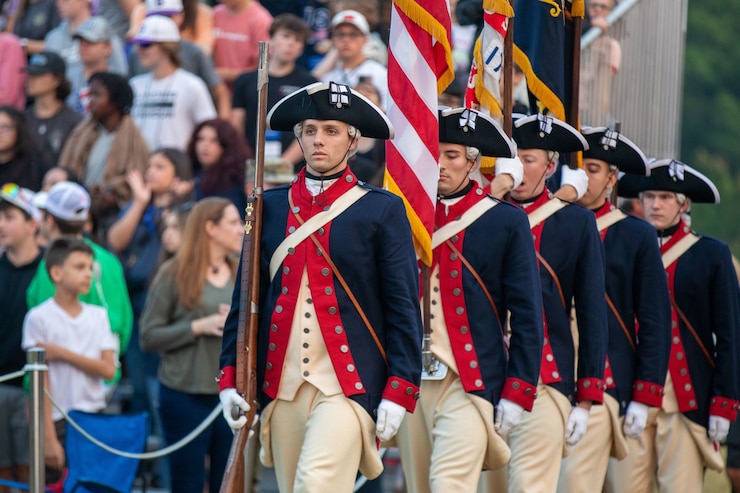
270, 13, 311, 45
45, 237, 94, 277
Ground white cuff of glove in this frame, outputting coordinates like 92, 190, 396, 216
708, 415, 731, 442
560, 166, 589, 200
495, 398, 524, 439
494, 156, 524, 190
219, 388, 249, 430
376, 399, 406, 442
622, 401, 649, 439
565, 406, 590, 446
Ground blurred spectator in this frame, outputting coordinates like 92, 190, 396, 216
7, 0, 61, 56
329, 0, 387, 65
0, 105, 45, 190
128, 15, 216, 150
579, 0, 621, 126
0, 184, 43, 491
0, 34, 27, 110
438, 71, 466, 108
24, 52, 83, 170
44, 0, 127, 78
40, 165, 80, 191
212, 0, 272, 88
187, 118, 249, 216
127, 0, 230, 118
67, 17, 113, 113
107, 148, 192, 420
319, 10, 387, 109
22, 237, 117, 484
140, 197, 242, 493
27, 181, 133, 384
128, 0, 214, 55
59, 72, 149, 234
96, 0, 134, 40
349, 78, 384, 185
450, 0, 475, 73
231, 13, 315, 169
158, 202, 190, 264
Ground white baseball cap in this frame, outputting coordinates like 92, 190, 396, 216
331, 10, 370, 36
45, 182, 91, 222
145, 0, 183, 16
131, 15, 181, 44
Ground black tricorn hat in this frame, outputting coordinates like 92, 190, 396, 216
512, 113, 588, 153
266, 81, 394, 140
618, 159, 720, 203
438, 107, 515, 158
582, 126, 648, 175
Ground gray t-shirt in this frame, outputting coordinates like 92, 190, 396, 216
96, 0, 129, 40
128, 40, 222, 89
84, 126, 116, 186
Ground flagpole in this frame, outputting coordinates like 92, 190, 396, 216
568, 12, 582, 169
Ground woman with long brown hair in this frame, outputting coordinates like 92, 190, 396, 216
139, 197, 243, 492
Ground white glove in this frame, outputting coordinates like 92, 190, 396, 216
708, 415, 731, 442
376, 399, 406, 442
565, 406, 590, 446
560, 166, 589, 200
495, 398, 524, 439
622, 401, 649, 439
494, 155, 524, 190
219, 388, 250, 430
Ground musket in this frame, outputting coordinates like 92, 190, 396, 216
219, 41, 269, 493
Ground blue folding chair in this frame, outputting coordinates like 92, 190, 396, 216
63, 411, 148, 493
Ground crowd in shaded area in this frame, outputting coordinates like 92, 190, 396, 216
0, 0, 641, 492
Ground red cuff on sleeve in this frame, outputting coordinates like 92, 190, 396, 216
217, 365, 236, 392
710, 396, 740, 421
576, 377, 605, 404
632, 380, 664, 408
500, 377, 537, 412
382, 377, 420, 413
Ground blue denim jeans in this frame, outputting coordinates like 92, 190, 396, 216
159, 383, 232, 492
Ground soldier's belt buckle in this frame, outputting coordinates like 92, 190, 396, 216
421, 363, 448, 381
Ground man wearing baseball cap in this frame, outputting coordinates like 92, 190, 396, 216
68, 17, 114, 113
128, 15, 216, 150
26, 181, 133, 383
321, 10, 388, 109
0, 183, 43, 489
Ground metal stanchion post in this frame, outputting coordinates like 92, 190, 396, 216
26, 347, 47, 493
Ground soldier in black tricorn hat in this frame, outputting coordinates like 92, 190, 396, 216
557, 127, 672, 493
606, 160, 740, 492
394, 107, 543, 492
217, 81, 424, 492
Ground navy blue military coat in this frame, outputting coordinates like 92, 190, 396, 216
219, 169, 424, 417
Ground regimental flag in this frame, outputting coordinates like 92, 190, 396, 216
513, 0, 585, 122
385, 0, 454, 266
465, 0, 514, 174
466, 0, 514, 118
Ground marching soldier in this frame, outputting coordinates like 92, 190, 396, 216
395, 107, 544, 492
217, 82, 424, 492
556, 127, 672, 492
486, 114, 609, 493
606, 160, 740, 492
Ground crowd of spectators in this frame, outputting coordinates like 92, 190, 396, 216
0, 0, 620, 491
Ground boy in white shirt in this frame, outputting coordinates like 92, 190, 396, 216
22, 237, 118, 482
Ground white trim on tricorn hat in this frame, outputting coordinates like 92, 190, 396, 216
266, 81, 394, 140
512, 113, 588, 153
581, 126, 648, 175
618, 159, 720, 203
439, 107, 515, 158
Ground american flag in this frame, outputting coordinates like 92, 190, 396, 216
384, 0, 454, 266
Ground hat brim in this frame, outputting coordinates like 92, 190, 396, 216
439, 108, 515, 158
267, 82, 394, 140
618, 159, 720, 203
513, 114, 588, 153
582, 127, 648, 175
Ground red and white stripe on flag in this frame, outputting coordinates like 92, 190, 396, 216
384, 0, 454, 266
